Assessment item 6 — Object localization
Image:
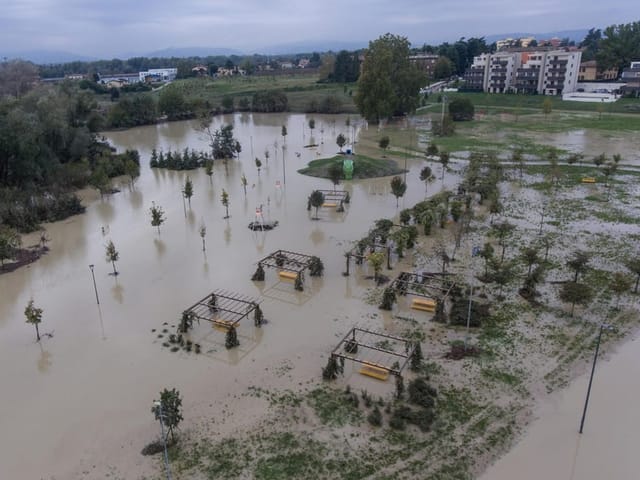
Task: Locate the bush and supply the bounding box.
[448,98,475,121]
[407,378,437,408]
[367,406,382,426]
[251,90,288,112]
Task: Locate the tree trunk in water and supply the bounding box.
[570,302,575,317]
[112,261,117,275]
[202,238,206,252]
[35,324,40,342]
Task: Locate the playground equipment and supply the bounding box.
[343,158,354,180]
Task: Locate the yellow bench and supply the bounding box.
[278,271,297,280]
[581,177,596,183]
[213,319,235,330]
[359,361,390,381]
[322,202,337,208]
[411,298,436,312]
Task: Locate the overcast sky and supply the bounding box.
[1,0,636,57]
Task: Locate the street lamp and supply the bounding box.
[579,323,615,434]
[154,401,173,480]
[88,264,99,304]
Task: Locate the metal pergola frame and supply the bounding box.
[330,327,415,377]
[183,289,262,330]
[391,271,456,300]
[316,189,349,206]
[257,249,315,274]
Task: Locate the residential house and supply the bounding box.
[138,68,177,83]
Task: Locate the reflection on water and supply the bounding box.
[154,238,166,258]
[37,343,52,373]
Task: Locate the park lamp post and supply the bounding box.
[88,264,99,304]
[579,323,615,434]
[154,401,173,480]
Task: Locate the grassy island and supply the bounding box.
[297,154,405,179]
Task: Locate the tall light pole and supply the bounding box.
[89,264,99,304]
[154,401,173,480]
[441,94,448,125]
[579,323,615,434]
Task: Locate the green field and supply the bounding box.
[154,74,359,113]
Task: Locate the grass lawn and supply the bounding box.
[297,154,405,179]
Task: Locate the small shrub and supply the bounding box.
[367,406,383,427]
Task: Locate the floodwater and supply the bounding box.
[481,334,640,480]
[0,113,443,479]
[2,111,638,479]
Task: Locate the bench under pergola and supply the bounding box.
[330,327,416,381]
[316,189,350,209]
[252,249,321,291]
[182,289,264,331]
[390,271,456,313]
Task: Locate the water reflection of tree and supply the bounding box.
[37,342,52,373]
[310,226,325,245]
[111,278,124,304]
[154,239,166,258]
[224,222,231,245]
[95,199,115,224]
[129,189,143,210]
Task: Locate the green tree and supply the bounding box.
[521,246,541,276]
[559,282,593,317]
[0,226,21,267]
[158,87,186,120]
[448,98,475,121]
[221,95,234,113]
[221,189,230,219]
[183,176,194,207]
[355,33,424,122]
[390,176,407,207]
[124,158,140,188]
[330,50,361,83]
[255,157,262,176]
[426,142,439,157]
[566,250,590,282]
[309,190,325,219]
[281,125,287,144]
[432,56,454,79]
[336,133,347,152]
[378,135,390,151]
[596,21,640,73]
[204,159,214,183]
[491,221,516,263]
[542,98,553,119]
[89,167,110,200]
[420,166,434,196]
[610,272,632,308]
[24,299,43,341]
[368,251,385,282]
[150,202,166,234]
[512,149,525,181]
[105,240,119,275]
[151,388,183,443]
[439,151,450,180]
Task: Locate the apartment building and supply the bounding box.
[578,60,619,81]
[464,49,582,95]
[139,68,178,83]
[409,54,440,77]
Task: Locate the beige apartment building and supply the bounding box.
[464,49,582,95]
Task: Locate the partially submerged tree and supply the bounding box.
[439,151,450,180]
[24,299,43,342]
[419,166,434,196]
[199,224,206,251]
[336,133,347,152]
[241,174,248,195]
[368,251,385,282]
[255,157,262,176]
[378,135,390,152]
[150,202,166,234]
[309,190,325,219]
[221,189,230,219]
[426,142,439,157]
[183,177,194,207]
[625,257,640,293]
[151,388,183,443]
[390,176,407,207]
[105,240,119,275]
[204,159,214,183]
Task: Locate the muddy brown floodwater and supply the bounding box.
[0,113,458,479]
[2,112,638,479]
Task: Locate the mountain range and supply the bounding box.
[2,29,590,65]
